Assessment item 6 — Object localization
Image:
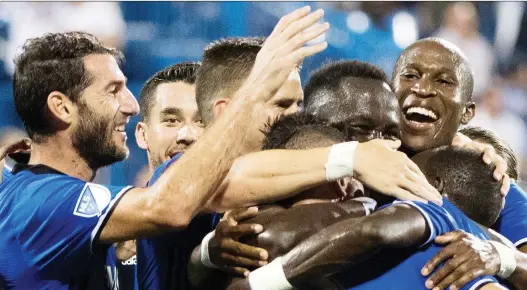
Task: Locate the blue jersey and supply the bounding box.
[115,250,136,290]
[334,199,498,290]
[0,164,133,289]
[135,155,219,290]
[493,181,527,248]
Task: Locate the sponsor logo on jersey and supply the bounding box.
[122,255,137,266]
[73,183,112,218]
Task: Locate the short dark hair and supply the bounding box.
[459,126,519,180]
[304,60,392,108]
[13,31,123,142]
[195,37,265,125]
[426,146,502,227]
[262,113,346,150]
[139,62,201,123]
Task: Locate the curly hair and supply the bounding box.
[13,31,123,141]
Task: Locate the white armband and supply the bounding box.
[351,197,377,215]
[200,231,218,268]
[248,257,293,290]
[490,241,517,279]
[325,141,358,181]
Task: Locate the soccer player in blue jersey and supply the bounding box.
[0,7,334,288]
[130,62,204,290]
[389,38,527,289]
[293,38,525,289]
[246,146,506,290]
[224,113,505,290]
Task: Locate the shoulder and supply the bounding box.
[149,154,183,185]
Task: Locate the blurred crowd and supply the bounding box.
[0,1,526,185]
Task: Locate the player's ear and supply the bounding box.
[46,91,75,127]
[335,176,363,199]
[461,101,475,125]
[135,122,149,150]
[433,176,445,194]
[213,98,230,120]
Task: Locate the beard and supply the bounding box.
[72,103,129,170]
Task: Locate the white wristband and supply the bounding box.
[248,257,293,290]
[351,197,377,215]
[325,141,358,181]
[490,241,517,279]
[200,231,218,269]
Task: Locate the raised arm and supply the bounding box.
[97,6,329,243]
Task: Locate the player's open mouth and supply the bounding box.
[114,126,126,132]
[403,106,439,131]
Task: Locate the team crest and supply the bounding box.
[73,183,112,218]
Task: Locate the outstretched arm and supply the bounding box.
[208,139,441,212]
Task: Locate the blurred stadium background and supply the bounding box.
[0,2,526,187]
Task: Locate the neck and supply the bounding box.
[400,144,417,157]
[29,136,96,181]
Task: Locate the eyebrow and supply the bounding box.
[160,107,182,116]
[406,63,456,75]
[104,78,127,91]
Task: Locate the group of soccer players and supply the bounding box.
[0,6,527,290]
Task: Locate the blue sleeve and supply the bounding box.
[392,199,456,246]
[461,276,499,290]
[494,181,527,248]
[17,176,132,276]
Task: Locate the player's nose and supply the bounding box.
[119,88,140,117]
[176,125,198,145]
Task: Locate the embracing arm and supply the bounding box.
[208,138,441,212]
[278,203,428,286]
[233,204,428,289]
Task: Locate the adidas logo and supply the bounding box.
[122,255,136,266]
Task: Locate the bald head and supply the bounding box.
[394,38,474,101]
[393,38,476,153]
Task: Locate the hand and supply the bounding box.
[239,6,329,103]
[421,230,500,290]
[452,133,510,196]
[209,207,269,277]
[354,139,442,205]
[0,138,31,161]
[115,240,136,262]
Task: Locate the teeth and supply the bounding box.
[406,107,438,120]
[115,126,125,132]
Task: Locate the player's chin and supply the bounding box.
[111,137,130,160]
[401,132,437,153]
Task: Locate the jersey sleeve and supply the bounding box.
[493,181,527,248]
[461,276,499,290]
[17,176,133,276]
[392,199,455,247]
